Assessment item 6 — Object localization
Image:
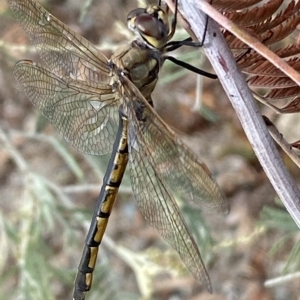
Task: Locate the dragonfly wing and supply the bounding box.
[139,113,228,213]
[118,78,222,291]
[121,76,227,213]
[14,60,119,155]
[128,116,212,291]
[8,0,111,82]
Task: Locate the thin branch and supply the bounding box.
[263,116,300,169]
[264,271,300,287]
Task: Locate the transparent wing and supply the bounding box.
[122,76,227,213]
[133,110,228,212]
[14,60,119,155]
[120,78,227,291]
[129,134,212,291]
[8,0,111,82]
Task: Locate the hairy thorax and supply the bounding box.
[111,40,164,101]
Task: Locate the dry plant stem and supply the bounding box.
[179,0,300,227]
[264,271,300,287]
[263,116,300,169]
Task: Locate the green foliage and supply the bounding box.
[259,201,300,273]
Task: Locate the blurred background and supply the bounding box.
[0,0,299,299]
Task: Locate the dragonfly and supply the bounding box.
[8,0,228,299]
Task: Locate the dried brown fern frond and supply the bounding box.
[223,0,284,27]
[222,1,300,48]
[212,0,263,12]
[203,0,300,177]
[212,0,300,114]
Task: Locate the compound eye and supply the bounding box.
[127,7,169,48]
[136,13,166,41]
[127,7,145,24]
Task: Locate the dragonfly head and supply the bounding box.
[127,5,173,49]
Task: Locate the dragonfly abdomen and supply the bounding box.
[73,116,129,300]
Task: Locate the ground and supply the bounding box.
[0,1,299,300]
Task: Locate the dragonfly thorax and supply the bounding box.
[111,41,163,101]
